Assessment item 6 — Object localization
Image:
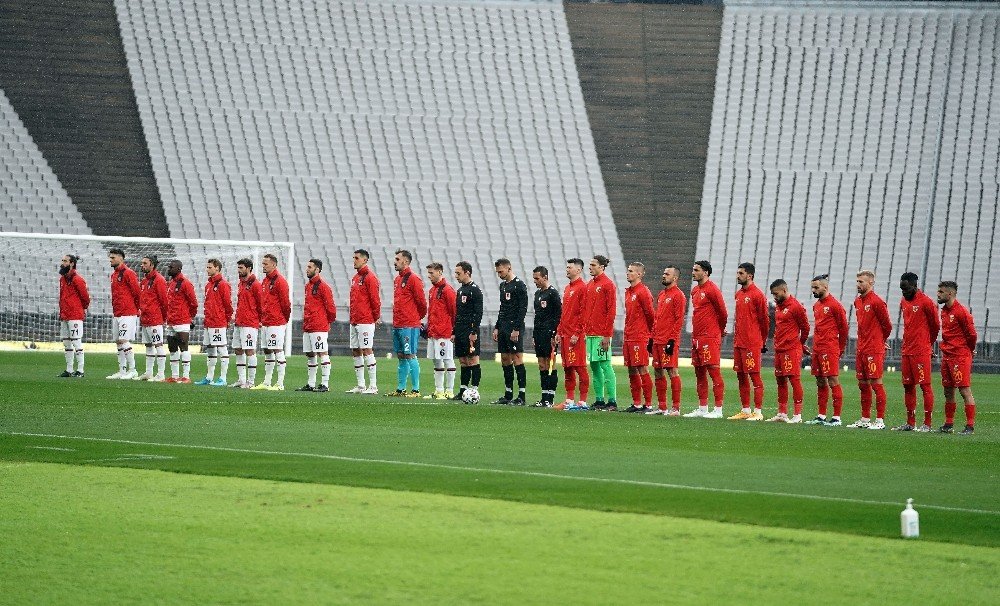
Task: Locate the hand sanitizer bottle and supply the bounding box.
[901,498,919,538]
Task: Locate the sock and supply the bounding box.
[670,374,682,410]
[170,350,180,378]
[601,359,616,402]
[708,366,724,406]
[275,351,287,386]
[145,345,155,376]
[540,369,551,402]
[818,385,829,417]
[578,366,590,401]
[831,384,843,418]
[236,353,247,384]
[445,361,456,392]
[503,364,514,399]
[434,366,445,393]
[859,382,872,419]
[514,364,526,400]
[124,342,135,373]
[777,377,789,414]
[737,372,751,410]
[246,353,257,385]
[365,353,377,388]
[63,340,74,372]
[460,366,471,394]
[790,375,804,416]
[547,370,558,402]
[353,355,365,387]
[470,364,481,388]
[181,351,191,378]
[920,383,934,426]
[320,354,331,386]
[156,346,166,377]
[751,373,763,409]
[117,345,126,373]
[397,358,408,391]
[965,403,975,426]
[873,383,887,419]
[218,346,230,381]
[655,376,668,410]
[695,365,709,405]
[945,401,956,425]
[904,385,917,425]
[589,360,604,401]
[307,357,317,387]
[640,373,653,406]
[74,345,85,372]
[263,353,275,385]
[206,346,217,380]
[408,357,420,391]
[564,367,577,401]
[629,374,642,405]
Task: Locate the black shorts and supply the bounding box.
[454,331,479,358]
[497,329,523,354]
[534,332,555,358]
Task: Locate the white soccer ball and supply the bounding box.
[462,388,480,405]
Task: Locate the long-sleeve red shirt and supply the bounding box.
[426,278,457,338]
[812,293,848,355]
[110,265,141,317]
[393,267,427,328]
[734,283,769,348]
[203,273,233,329]
[558,278,588,338]
[139,270,168,326]
[235,273,263,328]
[939,300,977,358]
[854,291,892,354]
[167,273,198,326]
[59,269,90,321]
[691,279,727,339]
[583,272,616,338]
[302,274,336,333]
[349,266,381,324]
[624,282,654,341]
[260,269,291,327]
[900,290,940,356]
[773,295,809,352]
[652,284,686,344]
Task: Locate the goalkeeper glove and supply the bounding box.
[665,340,675,355]
[646,339,653,354]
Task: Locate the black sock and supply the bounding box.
[539,369,549,402]
[548,369,559,401]
[471,364,482,387]
[460,366,471,393]
[515,364,526,399]
[503,364,514,398]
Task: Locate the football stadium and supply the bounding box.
[1,0,998,602]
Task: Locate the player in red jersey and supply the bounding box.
[847,270,892,429]
[195,258,234,386]
[107,248,141,380]
[894,272,941,432]
[347,249,382,394]
[936,281,977,434]
[57,254,90,377]
[251,253,292,390]
[137,255,168,381]
[425,261,457,399]
[297,258,336,393]
[165,259,198,383]
[805,274,849,426]
[230,258,263,388]
[647,266,686,415]
[390,249,428,397]
[683,260,728,418]
[583,255,617,411]
[766,279,809,422]
[728,262,769,421]
[557,258,590,410]
[623,262,655,413]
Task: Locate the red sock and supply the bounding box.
[578,366,590,401]
[859,382,872,418]
[817,385,829,416]
[944,401,956,425]
[790,375,804,415]
[751,373,764,409]
[564,367,576,401]
[737,373,751,408]
[965,403,976,426]
[655,376,668,410]
[873,383,887,419]
[641,373,653,405]
[695,366,709,405]
[709,366,725,406]
[832,384,844,417]
[920,383,934,426]
[776,377,789,414]
[629,374,642,405]
[904,385,917,425]
[670,375,682,410]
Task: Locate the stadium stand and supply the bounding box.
[114,0,625,326]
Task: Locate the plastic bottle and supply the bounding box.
[901,498,919,538]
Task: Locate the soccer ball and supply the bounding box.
[462,388,480,405]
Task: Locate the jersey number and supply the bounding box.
[212,332,223,343]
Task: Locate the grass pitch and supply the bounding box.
[1,351,997,603]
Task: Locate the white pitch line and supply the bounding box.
[7,431,998,516]
[26,446,76,452]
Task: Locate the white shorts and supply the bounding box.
[60,320,83,340]
[303,331,329,354]
[232,326,259,350]
[141,325,165,346]
[426,337,454,361]
[165,324,191,337]
[114,316,139,342]
[203,327,227,348]
[261,325,287,350]
[349,323,376,349]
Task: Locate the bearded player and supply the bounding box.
[847,270,892,430]
[57,254,90,377]
[936,281,977,435]
[684,260,728,418]
[107,248,141,380]
[728,262,769,421]
[805,274,848,426]
[137,255,168,381]
[895,272,940,432]
[766,279,809,422]
[647,266,685,416]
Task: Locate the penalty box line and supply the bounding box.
[6,431,998,516]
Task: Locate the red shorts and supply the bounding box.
[623,340,649,368]
[901,354,932,385]
[810,351,840,377]
[733,346,761,373]
[855,351,885,380]
[691,336,721,367]
[652,341,679,370]
[560,336,586,368]
[940,355,972,388]
[773,349,802,377]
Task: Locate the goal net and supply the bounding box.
[0,232,295,355]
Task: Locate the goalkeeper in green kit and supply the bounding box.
[583,255,618,411]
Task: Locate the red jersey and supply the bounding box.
[773,295,809,351]
[734,283,769,348]
[260,269,291,326]
[138,270,168,326]
[349,266,381,324]
[939,300,977,357]
[426,278,457,338]
[110,264,141,317]
[558,278,588,337]
[652,284,686,344]
[583,272,616,337]
[900,290,940,356]
[302,274,336,333]
[58,269,90,321]
[392,267,427,328]
[235,273,263,328]
[166,273,198,326]
[854,291,892,354]
[624,282,654,341]
[812,293,848,354]
[203,273,233,329]
[691,279,727,339]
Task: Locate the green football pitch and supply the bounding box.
[1,351,997,603]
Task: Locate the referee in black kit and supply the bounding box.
[491,258,529,405]
[452,261,484,401]
[531,266,562,407]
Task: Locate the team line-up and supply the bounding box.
[55,249,979,435]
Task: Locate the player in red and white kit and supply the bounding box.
[165,259,199,383]
[936,281,977,435]
[252,253,292,390]
[137,255,168,381]
[805,274,849,426]
[847,270,892,430]
[58,254,90,377]
[347,249,381,394]
[424,261,457,399]
[623,262,654,413]
[195,258,234,386]
[684,260,728,418]
[107,248,141,380]
[728,262,769,421]
[895,272,940,432]
[556,258,590,410]
[647,266,686,416]
[767,279,809,423]
[297,258,336,392]
[230,258,263,388]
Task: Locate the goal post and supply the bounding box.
[0,231,295,356]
